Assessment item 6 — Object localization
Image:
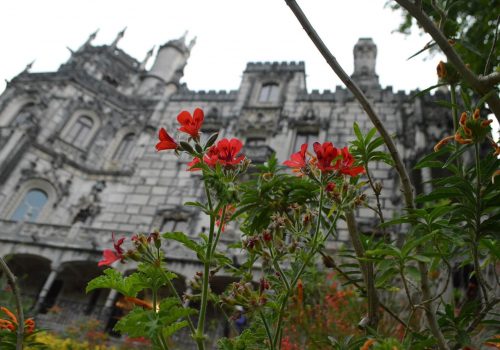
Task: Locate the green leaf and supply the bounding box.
[163,231,205,261]
[86,269,146,296]
[401,233,435,257]
[404,265,421,282]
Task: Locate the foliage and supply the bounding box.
[388,0,499,74]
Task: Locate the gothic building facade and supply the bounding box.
[0,31,448,341]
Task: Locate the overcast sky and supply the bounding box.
[0,0,447,95]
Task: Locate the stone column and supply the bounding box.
[99,287,119,326]
[33,264,61,314]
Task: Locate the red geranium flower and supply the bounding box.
[313,142,339,173]
[335,147,365,177]
[156,128,178,151]
[213,138,245,167]
[177,108,204,139]
[98,233,125,266]
[283,143,308,174]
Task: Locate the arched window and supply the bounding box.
[11,189,48,222]
[64,115,94,145]
[113,133,135,161]
[258,83,280,103]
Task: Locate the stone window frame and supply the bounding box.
[59,110,101,149]
[257,82,281,104]
[105,127,138,162]
[3,179,57,223]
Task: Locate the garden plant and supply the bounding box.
[1,0,499,349]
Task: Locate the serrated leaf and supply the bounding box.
[86,269,146,296]
[163,231,205,261]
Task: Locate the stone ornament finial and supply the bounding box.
[111,27,127,49]
[140,46,155,70]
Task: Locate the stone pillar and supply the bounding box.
[98,287,119,327]
[34,264,61,314]
[421,167,433,194]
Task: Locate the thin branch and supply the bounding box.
[283,1,450,348]
[284,0,415,212]
[345,210,379,329]
[484,15,500,75]
[0,256,24,350]
[466,297,500,333]
[394,0,500,123]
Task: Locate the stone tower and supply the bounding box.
[351,37,380,90]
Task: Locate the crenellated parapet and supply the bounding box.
[170,89,238,102]
[245,61,305,73]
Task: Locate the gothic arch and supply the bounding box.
[104,126,138,161]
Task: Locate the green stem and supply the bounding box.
[473,143,492,300]
[195,184,216,350]
[210,205,226,258]
[272,180,325,349]
[268,247,291,292]
[450,84,458,132]
[161,269,196,335]
[260,311,275,350]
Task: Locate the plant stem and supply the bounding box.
[0,256,24,350]
[260,311,275,350]
[450,84,458,132]
[210,205,226,258]
[345,210,379,329]
[473,143,492,301]
[161,270,196,335]
[271,183,325,349]
[195,185,216,350]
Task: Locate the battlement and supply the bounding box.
[170,89,238,102]
[245,61,305,73]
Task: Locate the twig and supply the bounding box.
[484,15,499,76]
[320,251,414,332]
[466,297,500,333]
[394,0,500,123]
[0,256,24,350]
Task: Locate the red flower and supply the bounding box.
[313,142,338,173]
[212,138,245,167]
[283,144,308,174]
[177,108,204,139]
[325,182,336,192]
[335,147,365,177]
[98,233,125,266]
[156,128,178,151]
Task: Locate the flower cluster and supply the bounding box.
[156,108,246,171]
[434,109,498,153]
[284,142,364,177]
[0,306,35,334]
[98,231,161,267]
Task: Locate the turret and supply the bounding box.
[351,38,380,90]
[137,32,196,95]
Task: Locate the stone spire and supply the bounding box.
[139,46,155,70]
[78,29,99,51]
[110,27,127,49]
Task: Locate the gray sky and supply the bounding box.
[0,0,445,94]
